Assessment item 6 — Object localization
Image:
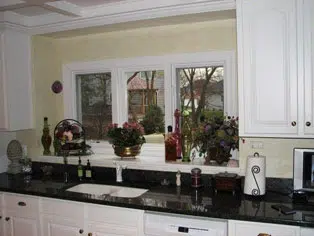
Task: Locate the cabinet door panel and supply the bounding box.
[301,227,314,236]
[41,214,83,236]
[229,220,300,236]
[87,221,137,236]
[238,0,298,136]
[4,216,38,236]
[303,0,314,135]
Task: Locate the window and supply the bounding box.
[76,73,112,140]
[127,70,165,144]
[63,51,237,160]
[177,66,225,129]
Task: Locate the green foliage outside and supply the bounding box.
[202,110,224,123]
[140,105,165,135]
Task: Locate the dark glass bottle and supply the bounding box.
[41,117,52,155]
[85,159,92,180]
[77,157,83,181]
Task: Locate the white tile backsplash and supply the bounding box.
[240,137,314,178]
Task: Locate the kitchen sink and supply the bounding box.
[66,184,148,198]
[110,187,148,198]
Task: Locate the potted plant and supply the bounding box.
[106,122,146,158]
[193,115,239,165]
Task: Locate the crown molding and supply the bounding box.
[0,0,236,35]
[0,21,29,33]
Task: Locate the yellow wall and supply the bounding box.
[17,36,63,156]
[56,19,236,63]
[20,19,236,156]
[20,18,314,178]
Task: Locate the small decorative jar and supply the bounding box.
[191,168,202,188]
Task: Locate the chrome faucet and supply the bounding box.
[63,152,69,183]
[114,162,126,182]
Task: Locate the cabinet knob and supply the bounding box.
[0,216,2,219]
[291,121,297,126]
[18,201,26,206]
[79,229,84,234]
[5,217,10,221]
[88,233,92,236]
[258,234,271,236]
[306,121,311,127]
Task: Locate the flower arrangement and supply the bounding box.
[106,122,146,147]
[193,115,239,158]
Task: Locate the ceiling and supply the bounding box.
[0,0,128,17]
[66,0,126,7]
[0,0,236,35]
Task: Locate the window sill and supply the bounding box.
[31,143,240,174]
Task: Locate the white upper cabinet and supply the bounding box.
[237,0,299,137]
[0,28,33,131]
[303,0,314,135]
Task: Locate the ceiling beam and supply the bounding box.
[43,1,82,17]
[0,3,29,12]
[23,0,60,4]
[0,0,81,17]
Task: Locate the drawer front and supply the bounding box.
[3,193,39,213]
[87,204,143,226]
[41,198,84,219]
[229,220,300,236]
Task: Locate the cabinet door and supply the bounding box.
[4,215,38,236]
[0,215,3,236]
[237,0,298,136]
[301,227,314,236]
[229,220,300,236]
[41,214,84,236]
[87,221,138,236]
[303,0,314,135]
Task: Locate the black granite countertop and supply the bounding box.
[1,173,314,228]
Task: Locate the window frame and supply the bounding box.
[62,51,237,160]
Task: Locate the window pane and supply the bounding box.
[76,73,112,140]
[126,70,165,144]
[177,66,224,128]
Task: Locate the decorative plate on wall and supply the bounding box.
[51,80,63,94]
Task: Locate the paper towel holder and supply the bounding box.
[244,152,266,197]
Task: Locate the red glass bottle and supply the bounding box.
[165,126,177,161]
[174,109,182,159]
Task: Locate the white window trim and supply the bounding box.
[53,50,240,175]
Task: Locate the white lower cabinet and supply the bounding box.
[41,214,84,236]
[228,220,300,236]
[301,227,314,236]
[85,204,143,236]
[0,194,3,236]
[2,193,39,236]
[4,211,39,236]
[2,192,314,236]
[40,198,85,236]
[40,198,144,236]
[87,221,137,236]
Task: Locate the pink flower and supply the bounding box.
[63,131,73,141]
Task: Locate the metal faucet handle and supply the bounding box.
[113,161,127,169]
[114,161,127,182]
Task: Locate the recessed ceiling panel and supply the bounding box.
[0,0,24,8]
[65,0,126,7]
[13,6,52,16]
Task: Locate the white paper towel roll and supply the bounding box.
[244,152,266,196]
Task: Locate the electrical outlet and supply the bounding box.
[251,141,264,149]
